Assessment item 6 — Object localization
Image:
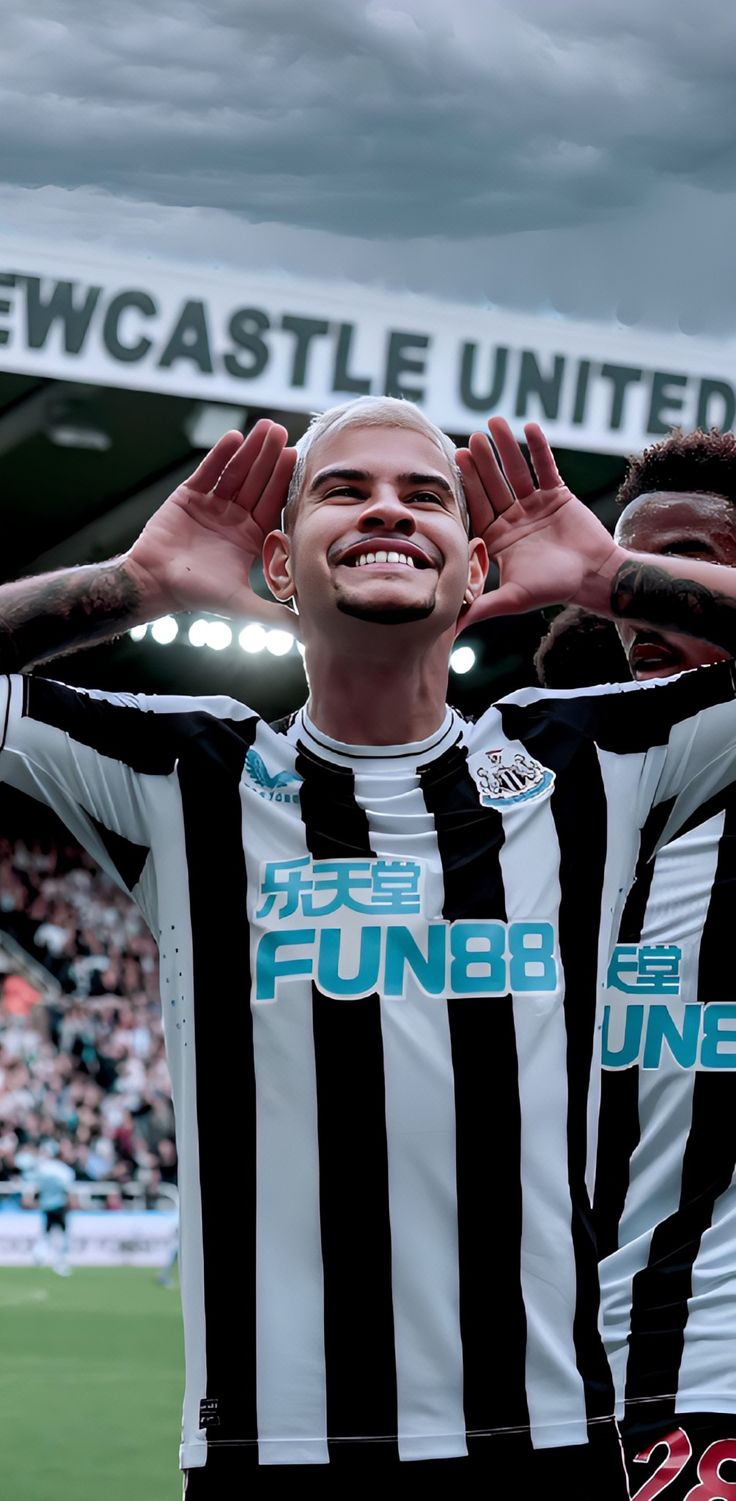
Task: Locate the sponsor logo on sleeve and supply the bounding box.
[244,748,303,804]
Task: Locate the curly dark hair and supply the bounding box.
[617,427,736,509]
[534,605,629,688]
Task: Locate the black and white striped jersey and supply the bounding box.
[3,663,736,1469]
[596,790,736,1433]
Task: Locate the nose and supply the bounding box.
[358,486,416,535]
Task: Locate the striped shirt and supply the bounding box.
[596,792,736,1433]
[2,663,736,1469]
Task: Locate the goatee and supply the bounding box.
[336,598,436,625]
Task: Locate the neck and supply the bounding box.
[302,625,454,745]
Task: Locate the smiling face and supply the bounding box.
[263,424,487,636]
[615,490,736,679]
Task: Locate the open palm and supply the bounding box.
[456,418,617,628]
[127,420,298,630]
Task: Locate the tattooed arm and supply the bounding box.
[0,560,146,672]
[0,422,297,674]
[607,559,736,653]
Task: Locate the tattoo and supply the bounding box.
[611,560,736,654]
[0,561,143,672]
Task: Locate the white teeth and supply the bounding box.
[351,550,416,567]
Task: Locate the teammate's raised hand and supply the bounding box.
[125,420,298,630]
[455,418,618,630]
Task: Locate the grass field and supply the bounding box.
[0,1267,184,1501]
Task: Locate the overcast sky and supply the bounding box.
[3,0,736,335]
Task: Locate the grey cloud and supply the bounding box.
[2,171,733,338]
[5,0,736,240]
[3,0,736,337]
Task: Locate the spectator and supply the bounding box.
[0,811,175,1212]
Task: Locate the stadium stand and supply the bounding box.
[0,790,175,1211]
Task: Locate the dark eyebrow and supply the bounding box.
[308,466,453,495]
[308,467,371,492]
[397,472,453,495]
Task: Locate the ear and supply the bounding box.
[463,537,489,606]
[454,539,491,637]
[262,530,295,602]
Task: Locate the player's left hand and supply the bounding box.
[455,418,619,630]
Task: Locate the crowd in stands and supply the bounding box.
[0,792,175,1210]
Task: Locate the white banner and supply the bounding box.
[0,1210,177,1266]
[1,239,736,456]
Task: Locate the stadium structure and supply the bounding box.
[1,238,735,1498]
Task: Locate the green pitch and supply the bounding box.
[0,1267,184,1501]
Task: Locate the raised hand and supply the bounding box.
[125,419,298,630]
[456,418,618,630]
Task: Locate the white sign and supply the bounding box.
[0,1210,177,1266]
[1,239,736,455]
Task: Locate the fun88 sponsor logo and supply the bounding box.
[253,855,558,1002]
[604,942,736,1069]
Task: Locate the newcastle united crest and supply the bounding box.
[472,748,555,808]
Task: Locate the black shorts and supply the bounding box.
[184,1422,630,1500]
[43,1207,67,1233]
[622,1412,736,1501]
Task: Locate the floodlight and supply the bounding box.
[151,616,179,645]
[188,619,209,647]
[205,621,232,651]
[450,646,475,675]
[238,623,267,654]
[265,630,295,657]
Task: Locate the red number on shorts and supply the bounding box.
[684,1439,736,1500]
[632,1429,692,1500]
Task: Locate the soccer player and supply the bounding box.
[4,400,736,1495]
[24,1140,76,1277]
[536,427,736,1500]
[157,1238,178,1288]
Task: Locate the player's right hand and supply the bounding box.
[124,420,298,631]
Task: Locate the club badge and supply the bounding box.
[472,747,555,808]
